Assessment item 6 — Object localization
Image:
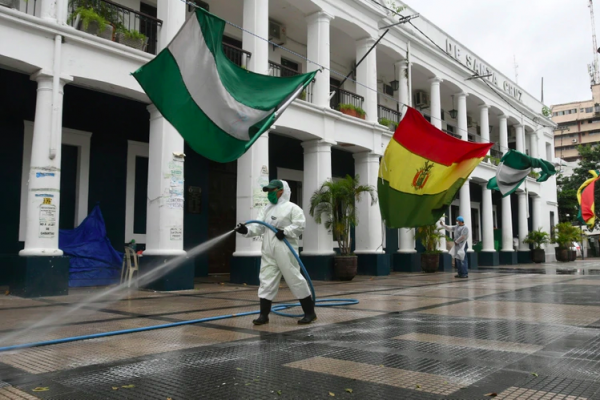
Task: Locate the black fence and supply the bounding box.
[223,43,251,68]
[68,0,162,54]
[330,86,364,110]
[377,105,401,124]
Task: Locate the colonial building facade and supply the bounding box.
[0,0,558,295]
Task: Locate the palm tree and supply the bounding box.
[309,175,376,255]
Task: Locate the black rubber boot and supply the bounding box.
[298,296,317,325]
[253,298,271,325]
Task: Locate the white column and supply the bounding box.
[457,92,473,249]
[356,38,378,123]
[397,60,414,253]
[306,11,333,108]
[234,135,269,256]
[353,152,384,254]
[234,0,270,257]
[515,124,524,153]
[499,115,514,252]
[499,115,508,155]
[481,183,495,252]
[428,77,446,251]
[20,72,71,256]
[397,60,409,110]
[532,196,542,232]
[530,131,539,159]
[479,105,490,156]
[143,106,186,256]
[157,0,186,51]
[243,0,269,74]
[429,78,442,129]
[40,0,57,21]
[517,192,529,251]
[144,0,186,257]
[301,140,334,256]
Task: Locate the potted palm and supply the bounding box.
[309,175,376,281]
[414,224,444,272]
[552,222,579,262]
[523,228,550,263]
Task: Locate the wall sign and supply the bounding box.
[446,39,523,102]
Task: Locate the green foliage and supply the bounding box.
[483,155,501,166]
[552,222,580,248]
[309,175,376,256]
[70,7,109,32]
[117,27,146,41]
[556,144,600,227]
[299,90,306,101]
[70,0,121,25]
[414,224,444,254]
[528,171,540,179]
[523,228,550,249]
[386,0,407,15]
[542,106,551,117]
[378,118,398,130]
[339,103,366,118]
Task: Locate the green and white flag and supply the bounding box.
[487,149,556,197]
[132,7,317,163]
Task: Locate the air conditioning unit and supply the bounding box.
[269,20,287,45]
[414,91,429,108]
[572,139,578,143]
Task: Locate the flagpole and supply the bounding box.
[244,72,320,150]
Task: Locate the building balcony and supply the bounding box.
[268,61,300,77]
[330,86,364,113]
[223,42,251,68]
[66,0,162,54]
[377,105,401,126]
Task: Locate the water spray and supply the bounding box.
[0,221,358,353]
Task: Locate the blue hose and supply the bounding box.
[0,221,358,353]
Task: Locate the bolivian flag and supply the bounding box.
[577,170,600,227]
[378,107,493,228]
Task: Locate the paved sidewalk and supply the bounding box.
[2,269,600,399]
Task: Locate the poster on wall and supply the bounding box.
[167,159,184,209]
[252,165,269,209]
[170,226,183,241]
[39,198,56,238]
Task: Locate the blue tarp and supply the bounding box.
[59,205,123,287]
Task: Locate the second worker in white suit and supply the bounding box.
[235,180,317,325]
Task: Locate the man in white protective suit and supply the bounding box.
[235,179,317,325]
[441,216,469,279]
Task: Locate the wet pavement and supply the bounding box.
[2,265,600,399]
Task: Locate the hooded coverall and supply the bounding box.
[244,181,312,301]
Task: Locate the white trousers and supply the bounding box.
[258,239,311,301]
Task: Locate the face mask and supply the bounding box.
[268,191,279,205]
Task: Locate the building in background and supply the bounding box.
[552,85,600,162]
[0,0,558,296]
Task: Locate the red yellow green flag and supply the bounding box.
[577,169,600,227]
[378,107,493,228]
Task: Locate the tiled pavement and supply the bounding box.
[2,266,600,399]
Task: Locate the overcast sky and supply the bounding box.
[407,0,595,106]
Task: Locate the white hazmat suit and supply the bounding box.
[245,181,312,301]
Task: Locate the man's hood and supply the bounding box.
[278,180,291,204]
